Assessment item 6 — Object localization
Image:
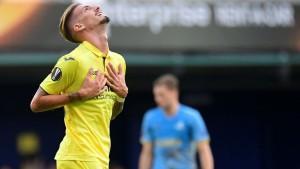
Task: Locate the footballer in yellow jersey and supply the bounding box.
[30,3,128,169]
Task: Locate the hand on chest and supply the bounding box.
[89,56,119,74]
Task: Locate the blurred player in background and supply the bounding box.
[30,3,128,169]
[139,74,214,169]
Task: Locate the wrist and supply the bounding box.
[67,92,82,102]
[117,92,127,100]
[116,88,127,102]
[120,87,128,98]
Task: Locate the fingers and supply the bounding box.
[85,68,94,80]
[105,73,113,82]
[106,78,118,90]
[89,69,106,91]
[118,64,123,75]
[88,68,94,76]
[107,63,118,80]
[97,85,107,95]
[98,88,106,95]
[109,63,118,75]
[106,71,117,86]
[95,78,107,96]
[96,72,107,90]
[85,65,125,97]
[106,67,115,80]
[105,73,118,88]
[95,70,103,82]
[100,77,107,88]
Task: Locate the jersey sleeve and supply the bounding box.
[40,56,78,94]
[140,112,154,143]
[119,54,126,75]
[190,111,210,142]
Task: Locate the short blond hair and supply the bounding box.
[153,74,179,90]
[59,3,80,43]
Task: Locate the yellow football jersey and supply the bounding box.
[40,41,126,168]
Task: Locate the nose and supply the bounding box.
[95,6,100,12]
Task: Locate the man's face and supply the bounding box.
[153,85,177,109]
[72,4,110,30]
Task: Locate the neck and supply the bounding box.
[164,101,179,116]
[84,28,109,55]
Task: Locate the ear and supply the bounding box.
[73,23,85,32]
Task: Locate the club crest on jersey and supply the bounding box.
[51,67,62,81]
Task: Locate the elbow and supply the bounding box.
[30,100,42,113]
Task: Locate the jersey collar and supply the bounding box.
[160,104,181,119]
[82,41,109,58]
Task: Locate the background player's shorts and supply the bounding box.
[56,160,108,169]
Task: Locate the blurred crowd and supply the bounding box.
[0,132,125,169]
[0,158,124,169]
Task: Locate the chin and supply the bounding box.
[100,16,110,24]
[159,104,168,109]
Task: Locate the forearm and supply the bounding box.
[199,148,214,169]
[31,94,69,112]
[30,90,81,112]
[139,152,152,169]
[111,99,125,120]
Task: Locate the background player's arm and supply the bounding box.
[139,112,153,169]
[197,140,214,169]
[139,142,152,169]
[30,70,107,112]
[190,111,214,169]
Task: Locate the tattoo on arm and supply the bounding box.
[67,92,82,102]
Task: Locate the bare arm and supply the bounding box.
[139,142,152,169]
[30,87,76,112]
[197,140,214,169]
[30,69,107,113]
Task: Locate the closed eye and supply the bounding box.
[84,5,90,12]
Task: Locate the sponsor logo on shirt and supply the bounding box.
[156,139,182,147]
[93,91,118,101]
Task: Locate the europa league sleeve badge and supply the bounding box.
[51,67,62,81]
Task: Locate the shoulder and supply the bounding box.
[55,53,79,72]
[57,44,84,63]
[110,51,124,58]
[143,107,161,121]
[62,44,91,63]
[110,51,126,62]
[57,53,78,63]
[180,104,201,119]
